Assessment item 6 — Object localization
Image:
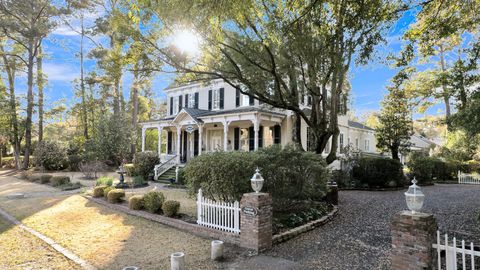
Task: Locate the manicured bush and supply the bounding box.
[132,151,159,180]
[50,176,70,187]
[162,200,180,217]
[33,141,68,170]
[107,189,125,203]
[40,174,53,184]
[352,157,404,188]
[96,177,113,187]
[93,185,107,197]
[132,176,146,186]
[128,195,145,210]
[408,153,466,183]
[184,145,330,208]
[103,186,114,199]
[58,182,82,191]
[143,191,165,213]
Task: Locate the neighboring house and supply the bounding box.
[399,134,438,164]
[140,79,378,174]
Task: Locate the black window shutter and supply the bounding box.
[219,88,224,109]
[208,90,212,110]
[167,131,172,154]
[259,126,264,148]
[194,130,199,156]
[249,95,254,106]
[248,127,254,151]
[184,94,189,108]
[194,92,199,109]
[274,125,281,144]
[178,95,183,111]
[169,97,173,115]
[235,89,240,107]
[234,128,240,150]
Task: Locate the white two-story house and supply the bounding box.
[140,79,377,176]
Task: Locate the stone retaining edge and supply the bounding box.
[83,195,240,245]
[0,206,96,270]
[272,206,338,245]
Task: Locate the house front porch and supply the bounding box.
[140,108,286,178]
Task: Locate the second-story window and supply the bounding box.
[242,94,249,106]
[173,97,179,115]
[188,93,196,109]
[339,133,344,152]
[364,139,370,151]
[213,89,220,110]
[209,88,224,110]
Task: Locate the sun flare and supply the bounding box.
[173,30,201,55]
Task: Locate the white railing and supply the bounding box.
[458,171,480,185]
[433,231,480,270]
[196,189,240,234]
[154,155,177,180]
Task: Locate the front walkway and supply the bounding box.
[266,184,480,270]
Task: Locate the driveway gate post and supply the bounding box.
[240,192,272,252]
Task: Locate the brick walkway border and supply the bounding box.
[0,206,96,270]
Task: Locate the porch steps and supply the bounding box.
[155,167,177,183]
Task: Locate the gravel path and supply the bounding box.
[266,184,480,270]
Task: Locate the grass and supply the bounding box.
[0,194,215,269]
[0,216,81,270]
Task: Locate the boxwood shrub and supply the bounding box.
[162,200,180,217]
[128,195,145,210]
[184,145,330,209]
[407,152,469,184]
[351,157,404,188]
[143,191,165,213]
[107,189,125,203]
[132,151,159,180]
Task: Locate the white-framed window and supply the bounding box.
[364,139,370,151]
[213,89,220,110]
[339,133,344,150]
[242,94,250,107]
[355,138,359,149]
[173,96,179,115]
[188,94,195,109]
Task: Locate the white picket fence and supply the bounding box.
[196,189,241,234]
[433,231,480,270]
[458,171,480,185]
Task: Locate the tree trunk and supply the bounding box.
[391,146,400,160]
[293,112,303,151]
[23,38,35,170]
[37,45,44,142]
[131,67,139,155]
[80,14,89,140]
[439,45,451,120]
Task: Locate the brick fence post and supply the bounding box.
[240,192,272,252]
[391,211,438,270]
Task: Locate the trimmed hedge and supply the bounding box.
[132,151,159,180]
[351,157,404,188]
[184,145,330,208]
[50,176,70,187]
[103,186,114,199]
[143,191,165,213]
[408,153,470,184]
[93,186,107,197]
[107,189,125,203]
[40,174,53,184]
[162,200,180,217]
[128,195,145,210]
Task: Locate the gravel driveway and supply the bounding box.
[266,184,480,270]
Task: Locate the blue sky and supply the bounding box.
[18,6,446,122]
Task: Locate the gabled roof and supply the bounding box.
[348,120,375,131]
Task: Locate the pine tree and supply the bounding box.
[376,69,414,160]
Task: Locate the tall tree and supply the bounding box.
[37,44,44,142]
[376,69,414,160]
[0,0,67,169]
[134,0,403,164]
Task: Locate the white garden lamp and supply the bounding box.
[405,177,425,214]
[250,167,264,193]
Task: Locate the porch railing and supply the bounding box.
[154,154,177,180]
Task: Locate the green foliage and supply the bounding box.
[376,69,414,160]
[93,186,106,198]
[434,131,479,162]
[351,157,404,188]
[273,203,328,234]
[162,200,180,217]
[132,151,159,180]
[58,182,82,191]
[124,163,135,176]
[33,141,68,171]
[407,152,467,184]
[128,195,145,210]
[40,174,53,184]
[107,189,125,203]
[132,176,145,186]
[143,191,165,213]
[96,177,113,187]
[50,176,70,187]
[184,145,330,207]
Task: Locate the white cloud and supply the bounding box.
[42,62,79,82]
[52,25,79,36]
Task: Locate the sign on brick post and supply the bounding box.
[240,192,272,252]
[391,211,438,270]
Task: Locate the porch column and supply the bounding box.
[176,126,181,163]
[141,127,146,152]
[190,132,194,158]
[223,121,230,151]
[157,126,163,157]
[253,117,259,151]
[198,125,203,155]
